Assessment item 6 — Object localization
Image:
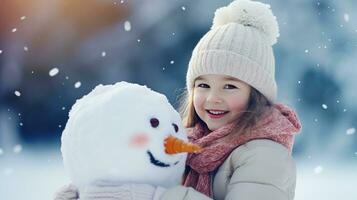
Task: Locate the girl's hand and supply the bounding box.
[81,182,167,200]
[53,182,167,200]
[53,183,79,200]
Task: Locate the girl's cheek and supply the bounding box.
[129,132,150,148]
[193,93,205,109]
[228,96,249,111]
[231,102,246,112]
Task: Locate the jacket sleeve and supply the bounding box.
[225,139,297,200]
[53,183,79,200]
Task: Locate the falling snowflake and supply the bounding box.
[124,21,131,31]
[304,49,309,53]
[346,128,355,135]
[137,39,141,42]
[74,81,81,88]
[322,104,328,109]
[12,28,17,32]
[0,50,2,54]
[20,16,26,20]
[298,80,301,84]
[314,166,323,174]
[181,6,186,11]
[344,13,349,22]
[24,46,29,51]
[49,68,59,77]
[170,60,175,64]
[62,107,66,110]
[13,144,22,154]
[0,148,3,155]
[14,91,21,97]
[19,122,23,126]
[101,51,106,57]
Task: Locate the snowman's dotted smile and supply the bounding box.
[147,151,179,168]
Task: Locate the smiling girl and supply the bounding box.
[160,0,302,199]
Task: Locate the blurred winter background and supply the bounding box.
[0,0,356,199]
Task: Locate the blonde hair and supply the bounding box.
[178,86,272,134]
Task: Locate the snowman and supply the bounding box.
[60,82,201,199]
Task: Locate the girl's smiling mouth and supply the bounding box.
[206,109,229,119]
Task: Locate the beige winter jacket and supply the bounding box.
[161,139,296,200]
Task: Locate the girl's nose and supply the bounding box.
[206,91,223,103]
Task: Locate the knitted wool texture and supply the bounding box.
[183,104,301,197]
[186,0,280,102]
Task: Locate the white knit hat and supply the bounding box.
[186,0,280,102]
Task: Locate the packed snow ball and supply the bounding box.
[61,82,188,191]
[211,0,279,45]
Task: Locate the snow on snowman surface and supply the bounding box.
[61,82,192,190]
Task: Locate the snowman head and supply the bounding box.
[61,82,196,189]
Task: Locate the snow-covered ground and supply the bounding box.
[0,148,356,200]
[295,161,357,200]
[0,147,70,200]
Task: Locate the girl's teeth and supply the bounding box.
[208,110,226,115]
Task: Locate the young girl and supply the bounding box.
[55,0,301,199]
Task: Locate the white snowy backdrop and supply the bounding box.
[0,0,356,199]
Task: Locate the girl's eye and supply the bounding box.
[224,84,238,89]
[150,118,160,128]
[197,83,209,88]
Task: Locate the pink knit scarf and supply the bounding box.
[182,103,302,197]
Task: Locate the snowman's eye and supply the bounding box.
[172,123,179,133]
[150,118,159,128]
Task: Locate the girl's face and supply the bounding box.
[193,74,251,131]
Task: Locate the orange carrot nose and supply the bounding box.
[164,135,202,154]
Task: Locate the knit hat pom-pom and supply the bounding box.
[211,0,280,45]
